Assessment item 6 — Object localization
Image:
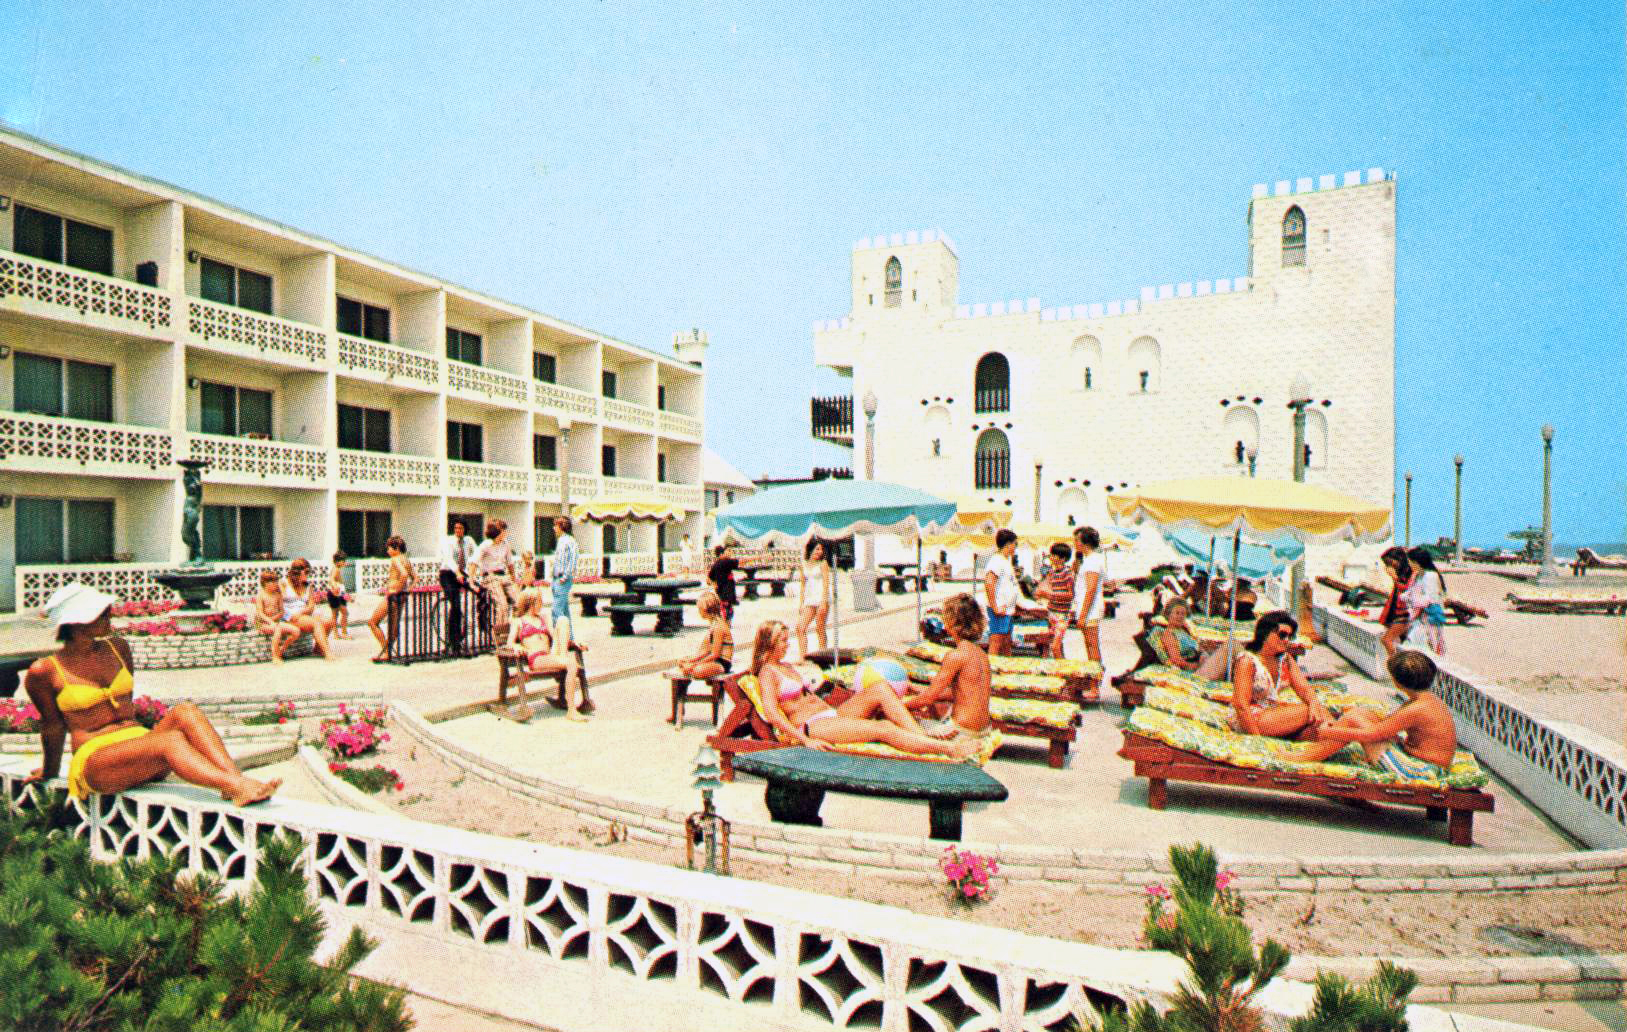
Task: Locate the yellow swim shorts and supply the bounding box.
[67,725,150,800]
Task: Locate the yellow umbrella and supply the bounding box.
[923,522,1136,551]
[948,496,1012,533]
[570,497,685,523]
[1106,477,1390,545]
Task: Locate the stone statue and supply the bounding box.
[180,460,205,565]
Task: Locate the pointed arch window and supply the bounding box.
[1282,206,1307,267]
[973,352,1010,413]
[884,256,902,307]
[974,428,1010,489]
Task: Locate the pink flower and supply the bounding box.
[394,782,405,792]
[944,862,968,882]
[1215,871,1235,891]
[963,884,985,898]
[1146,883,1172,900]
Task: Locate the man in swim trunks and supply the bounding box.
[903,593,994,747]
[1300,649,1457,779]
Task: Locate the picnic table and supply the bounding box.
[737,565,788,600]
[605,577,700,636]
[630,578,700,607]
[879,562,930,593]
[732,747,1008,841]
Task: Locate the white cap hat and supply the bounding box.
[42,582,119,630]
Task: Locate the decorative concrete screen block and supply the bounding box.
[449,361,529,404]
[657,410,702,438]
[533,381,598,417]
[1296,177,1314,193]
[1275,180,1292,195]
[1319,174,1337,190]
[1,412,174,473]
[189,433,327,484]
[188,299,328,364]
[449,461,529,498]
[337,334,441,388]
[0,252,173,331]
[604,398,657,429]
[339,450,442,491]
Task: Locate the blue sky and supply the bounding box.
[2,1,1622,544]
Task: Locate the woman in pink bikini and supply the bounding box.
[751,620,977,759]
[507,589,585,720]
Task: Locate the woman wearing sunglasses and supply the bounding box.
[1230,611,1333,738]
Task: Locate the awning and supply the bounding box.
[570,498,685,523]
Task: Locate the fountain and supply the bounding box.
[153,459,235,631]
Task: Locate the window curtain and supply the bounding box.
[66,499,114,562]
[13,353,63,416]
[15,497,65,564]
[65,361,113,422]
[202,505,237,561]
[237,388,272,437]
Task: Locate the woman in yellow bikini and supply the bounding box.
[22,583,280,806]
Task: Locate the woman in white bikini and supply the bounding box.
[1229,611,1333,738]
[793,539,831,661]
[752,621,976,759]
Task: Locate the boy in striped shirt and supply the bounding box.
[1034,542,1075,658]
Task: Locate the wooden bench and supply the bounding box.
[607,603,685,636]
[731,746,1008,841]
[666,672,725,728]
[492,642,592,720]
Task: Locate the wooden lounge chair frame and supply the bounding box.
[1318,575,1489,625]
[1118,730,1494,847]
[492,642,592,719]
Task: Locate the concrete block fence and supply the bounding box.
[0,766,1545,1032]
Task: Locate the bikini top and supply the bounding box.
[52,646,134,713]
[514,618,550,647]
[769,664,812,701]
[716,621,735,662]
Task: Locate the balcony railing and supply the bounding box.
[973,387,1010,414]
[186,298,328,365]
[567,472,601,497]
[602,397,657,430]
[601,474,660,499]
[337,334,442,389]
[533,381,598,418]
[448,359,530,405]
[810,394,854,445]
[0,411,173,474]
[448,460,531,498]
[0,250,172,334]
[656,482,704,510]
[337,449,442,492]
[532,468,563,497]
[187,432,327,485]
[657,409,702,438]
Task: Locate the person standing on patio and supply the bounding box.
[1072,527,1106,668]
[476,519,519,633]
[794,538,831,661]
[982,529,1021,656]
[550,516,578,625]
[439,520,474,655]
[707,542,740,622]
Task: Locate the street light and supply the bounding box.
[858,390,880,610]
[1245,444,1259,478]
[1033,455,1044,521]
[1453,454,1465,564]
[862,391,879,480]
[1404,472,1413,548]
[1539,425,1558,580]
[1286,375,1313,607]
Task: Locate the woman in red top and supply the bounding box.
[1377,546,1413,659]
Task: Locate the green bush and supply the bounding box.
[0,799,411,1031]
[1082,843,1414,1032]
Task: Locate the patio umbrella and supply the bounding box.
[1109,476,1390,668]
[1163,527,1304,580]
[713,479,956,658]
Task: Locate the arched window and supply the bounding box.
[1222,406,1260,469]
[924,403,951,458]
[1282,206,1306,267]
[973,353,1010,413]
[884,256,902,308]
[1127,337,1161,393]
[1070,335,1102,391]
[1304,409,1328,469]
[973,429,1010,490]
[1057,486,1089,526]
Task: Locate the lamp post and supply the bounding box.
[1286,375,1312,606]
[1453,454,1465,564]
[1246,444,1258,478]
[1033,456,1044,522]
[1539,425,1558,581]
[1403,472,1413,547]
[556,414,574,516]
[857,391,880,611]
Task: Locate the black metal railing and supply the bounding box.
[811,467,853,480]
[974,452,1010,490]
[811,395,854,440]
[384,583,496,664]
[973,388,1010,413]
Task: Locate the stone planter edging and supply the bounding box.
[125,628,316,670]
[296,744,396,817]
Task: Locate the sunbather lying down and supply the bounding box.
[750,620,979,761]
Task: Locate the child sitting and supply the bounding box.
[252,570,300,663]
[675,591,734,681]
[903,593,993,746]
[1303,649,1457,779]
[1032,542,1075,658]
[508,588,586,721]
[326,552,352,639]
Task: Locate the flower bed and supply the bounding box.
[123,627,314,670]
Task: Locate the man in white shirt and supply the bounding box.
[439,520,475,653]
[982,529,1021,656]
[1072,526,1106,667]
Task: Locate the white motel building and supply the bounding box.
[810,170,1396,545]
[0,129,707,614]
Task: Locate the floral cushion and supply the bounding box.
[990,696,1079,730]
[1143,683,1235,729]
[1137,665,1373,713]
[841,654,1076,700]
[1126,707,1489,790]
[734,675,998,765]
[1187,615,1314,648]
[908,640,1101,679]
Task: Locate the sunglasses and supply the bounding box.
[1274,628,1294,639]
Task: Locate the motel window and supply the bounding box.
[13,203,113,276]
[446,421,484,463]
[14,497,114,564]
[200,382,273,438]
[337,296,391,342]
[602,371,618,399]
[974,428,1011,490]
[338,509,393,559]
[203,504,274,561]
[533,433,557,470]
[704,489,719,510]
[338,403,391,452]
[657,454,667,483]
[13,352,113,422]
[199,257,273,314]
[601,445,617,477]
[602,524,618,553]
[532,352,557,383]
[446,327,484,365]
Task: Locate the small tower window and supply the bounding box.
[1282,206,1307,267]
[1084,368,1093,390]
[884,257,902,308]
[974,353,1010,413]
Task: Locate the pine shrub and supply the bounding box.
[0,799,411,1031]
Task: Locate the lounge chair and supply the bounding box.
[1116,624,1356,710]
[1118,694,1493,846]
[823,659,1079,769]
[1319,575,1490,625]
[706,673,1002,781]
[1505,590,1626,615]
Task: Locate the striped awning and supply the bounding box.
[570,498,685,523]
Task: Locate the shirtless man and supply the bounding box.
[904,593,993,743]
[1300,649,1458,778]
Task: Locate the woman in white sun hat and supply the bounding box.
[22,583,280,806]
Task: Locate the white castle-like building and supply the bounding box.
[0,129,707,614]
[810,170,1396,539]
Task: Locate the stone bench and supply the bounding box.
[666,672,725,728]
[731,746,1009,841]
[607,604,685,636]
